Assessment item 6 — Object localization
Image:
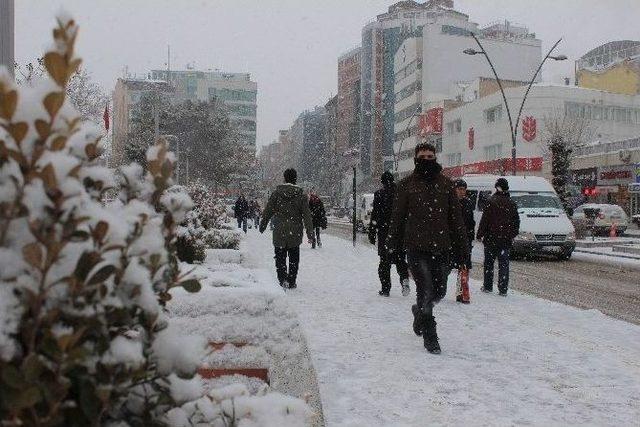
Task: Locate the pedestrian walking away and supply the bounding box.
[234,193,249,233]
[387,142,468,354]
[259,168,315,289]
[308,192,327,249]
[476,178,520,297]
[250,199,261,229]
[454,179,475,304]
[368,171,410,297]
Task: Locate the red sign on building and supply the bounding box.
[468,127,474,150]
[418,107,443,135]
[522,116,537,142]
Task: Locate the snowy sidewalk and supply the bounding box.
[249,231,640,426]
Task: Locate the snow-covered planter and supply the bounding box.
[204,228,242,250]
[0,16,205,425]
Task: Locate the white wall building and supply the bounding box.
[391,10,543,176]
[394,36,424,174]
[432,84,640,177]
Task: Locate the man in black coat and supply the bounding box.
[476,178,520,296]
[368,171,410,297]
[454,179,475,268]
[234,194,249,233]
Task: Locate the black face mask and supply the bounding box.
[414,158,440,178]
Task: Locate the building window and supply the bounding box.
[484,144,503,160]
[447,152,461,166]
[484,105,502,123]
[446,119,462,134]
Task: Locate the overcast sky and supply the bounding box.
[14,0,640,149]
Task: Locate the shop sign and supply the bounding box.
[597,165,634,186]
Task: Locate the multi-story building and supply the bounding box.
[576,40,640,95]
[434,84,640,178]
[288,107,328,188]
[361,0,542,178]
[0,0,14,76]
[337,47,361,157]
[151,69,258,152]
[111,78,173,166]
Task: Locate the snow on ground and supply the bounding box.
[248,230,640,426]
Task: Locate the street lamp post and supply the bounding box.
[464,33,566,175]
[342,148,360,247]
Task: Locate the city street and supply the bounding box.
[327,223,640,325]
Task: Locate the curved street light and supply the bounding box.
[464,33,567,175]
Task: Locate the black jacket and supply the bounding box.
[460,196,476,245]
[387,169,468,262]
[309,197,327,229]
[234,197,249,219]
[369,184,397,256]
[477,192,520,249]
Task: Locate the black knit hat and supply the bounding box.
[454,179,467,189]
[284,168,297,184]
[381,171,394,185]
[495,177,509,192]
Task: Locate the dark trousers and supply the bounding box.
[274,246,300,286]
[378,251,409,294]
[483,245,510,293]
[407,251,449,310]
[254,216,260,228]
[237,217,247,233]
[312,227,322,248]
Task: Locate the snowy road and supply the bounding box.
[249,230,640,426]
[327,223,640,325]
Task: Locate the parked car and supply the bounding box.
[633,214,640,227]
[463,174,576,260]
[571,203,628,236]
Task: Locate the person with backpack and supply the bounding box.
[259,169,315,289]
[476,178,520,296]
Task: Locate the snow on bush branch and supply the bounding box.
[0,16,205,425]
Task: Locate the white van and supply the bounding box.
[462,174,576,260]
[357,193,375,232]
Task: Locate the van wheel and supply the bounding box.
[557,251,572,261]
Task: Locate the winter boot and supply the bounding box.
[401,279,410,297]
[378,290,390,297]
[411,304,422,336]
[423,315,441,354]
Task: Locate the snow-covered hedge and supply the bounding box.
[176,207,207,263]
[187,182,229,230]
[204,228,242,250]
[0,16,205,425]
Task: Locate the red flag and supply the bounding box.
[103,102,110,131]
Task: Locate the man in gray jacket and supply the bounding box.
[259,169,315,289]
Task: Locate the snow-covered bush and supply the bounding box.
[203,228,242,250]
[176,209,207,263]
[0,16,204,425]
[187,182,229,230]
